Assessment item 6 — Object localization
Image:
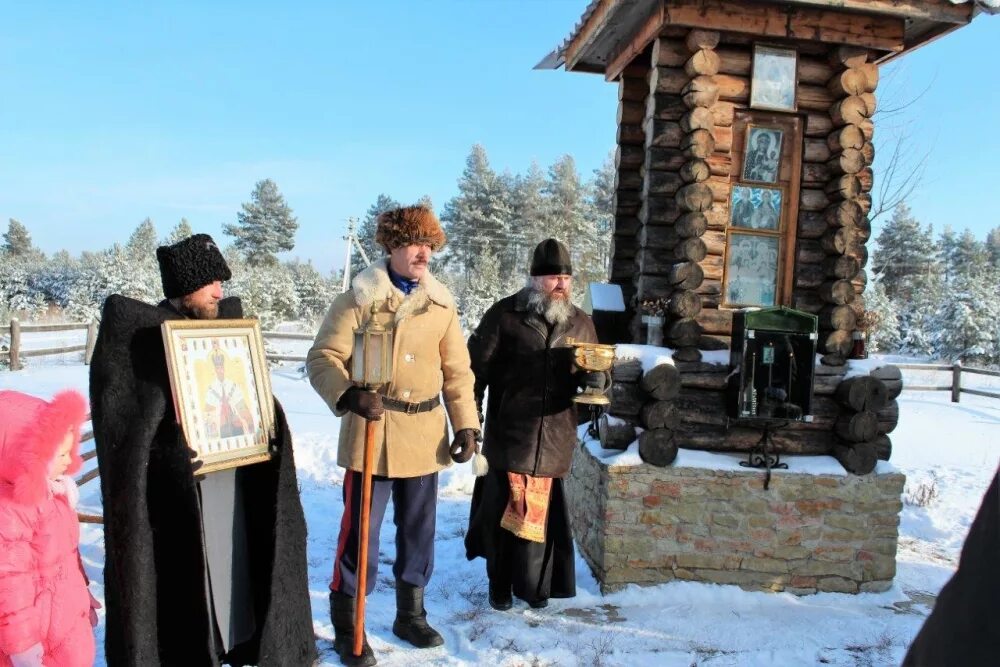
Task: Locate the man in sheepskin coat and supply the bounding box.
[89,234,316,667]
[308,205,480,666]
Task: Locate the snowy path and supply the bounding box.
[2,360,997,666]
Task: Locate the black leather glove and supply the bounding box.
[189,447,206,483]
[580,371,610,391]
[450,429,479,464]
[339,386,384,421]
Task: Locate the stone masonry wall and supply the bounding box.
[567,446,905,595]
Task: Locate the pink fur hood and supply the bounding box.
[0,390,87,505]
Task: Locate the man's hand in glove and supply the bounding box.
[450,428,480,463]
[190,447,206,483]
[580,371,610,391]
[339,386,384,421]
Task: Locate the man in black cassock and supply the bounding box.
[89,234,316,666]
[464,239,606,610]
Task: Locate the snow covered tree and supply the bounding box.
[508,163,548,274]
[225,255,300,328]
[224,179,299,265]
[123,219,162,305]
[163,218,194,245]
[455,244,520,333]
[583,151,615,281]
[863,278,900,353]
[871,203,937,303]
[287,259,335,324]
[897,277,940,357]
[987,226,1000,270]
[441,145,513,276]
[352,194,401,276]
[3,219,34,257]
[931,271,999,365]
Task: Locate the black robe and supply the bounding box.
[89,294,316,667]
[903,469,999,666]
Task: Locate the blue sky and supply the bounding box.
[1,1,997,273]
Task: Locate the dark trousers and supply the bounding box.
[330,469,438,597]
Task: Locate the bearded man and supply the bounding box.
[89,234,315,666]
[464,238,606,610]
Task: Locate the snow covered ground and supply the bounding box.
[1,355,997,666]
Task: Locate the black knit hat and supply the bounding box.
[530,238,573,276]
[156,234,232,298]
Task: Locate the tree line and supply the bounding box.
[867,202,1000,366]
[0,144,615,332]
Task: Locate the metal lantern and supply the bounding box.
[350,303,394,389]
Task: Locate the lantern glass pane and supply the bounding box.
[368,334,383,385]
[351,331,365,384]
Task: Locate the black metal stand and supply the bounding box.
[735,419,789,490]
[587,404,602,440]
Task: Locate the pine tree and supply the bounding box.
[164,218,194,245]
[224,179,298,265]
[584,151,615,280]
[3,219,34,257]
[871,203,936,302]
[897,276,940,357]
[441,144,513,275]
[124,219,162,304]
[986,226,1000,270]
[544,154,606,295]
[456,244,520,332]
[352,194,401,276]
[951,230,989,279]
[863,279,900,353]
[127,218,158,260]
[287,259,335,323]
[931,270,999,365]
[937,226,959,285]
[508,163,548,274]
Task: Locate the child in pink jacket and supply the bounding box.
[0,390,98,667]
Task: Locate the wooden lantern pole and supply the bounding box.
[353,397,376,657]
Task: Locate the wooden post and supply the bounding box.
[952,360,962,403]
[354,413,377,657]
[9,319,21,371]
[85,319,99,365]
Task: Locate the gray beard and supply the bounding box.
[526,287,573,327]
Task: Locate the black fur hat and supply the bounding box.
[156,234,232,298]
[530,238,573,276]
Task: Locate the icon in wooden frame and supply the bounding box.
[161,318,275,474]
[750,45,798,112]
[724,232,781,308]
[742,126,784,184]
[730,185,783,232]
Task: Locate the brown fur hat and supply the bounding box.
[375,205,446,252]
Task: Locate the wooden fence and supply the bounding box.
[1,320,313,369]
[0,319,99,370]
[895,361,1000,403]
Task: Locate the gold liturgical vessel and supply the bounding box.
[567,337,616,406]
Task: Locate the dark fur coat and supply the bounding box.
[89,295,316,666]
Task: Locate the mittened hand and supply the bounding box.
[340,386,384,421]
[580,371,610,391]
[189,447,206,483]
[9,643,43,667]
[89,591,102,627]
[450,429,479,463]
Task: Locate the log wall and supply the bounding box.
[612,33,877,361]
[606,357,902,471]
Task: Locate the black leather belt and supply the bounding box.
[381,395,441,415]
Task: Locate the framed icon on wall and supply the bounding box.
[742,126,784,183]
[730,185,783,231]
[750,45,798,112]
